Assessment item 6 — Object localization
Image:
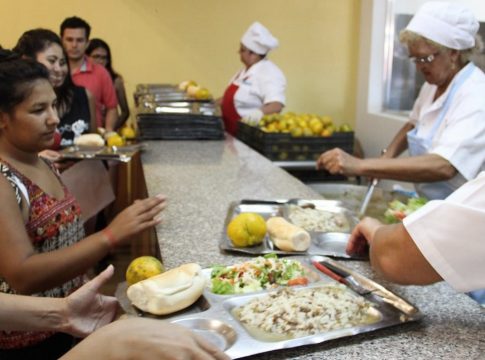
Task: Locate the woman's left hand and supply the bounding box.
[39,149,62,162]
[105,194,168,247]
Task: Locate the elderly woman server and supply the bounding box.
[221,22,286,135]
[317,2,485,201]
[340,2,485,306]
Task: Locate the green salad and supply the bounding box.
[210,254,309,295]
[384,197,427,223]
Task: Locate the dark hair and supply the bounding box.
[0,49,50,113]
[13,28,60,58]
[60,16,91,39]
[13,28,75,116]
[85,38,119,81]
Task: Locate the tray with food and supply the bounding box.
[59,143,145,163]
[219,199,362,259]
[116,255,421,359]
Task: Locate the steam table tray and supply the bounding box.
[220,199,364,259]
[116,256,421,359]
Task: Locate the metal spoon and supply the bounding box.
[358,178,379,219]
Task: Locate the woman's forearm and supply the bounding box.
[370,223,442,285]
[262,101,283,114]
[5,232,110,295]
[359,154,457,182]
[0,293,68,332]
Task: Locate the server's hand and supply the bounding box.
[244,109,264,125]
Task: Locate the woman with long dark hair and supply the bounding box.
[13,28,96,147]
[86,38,130,128]
[0,49,166,358]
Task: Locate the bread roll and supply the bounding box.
[127,263,206,315]
[74,133,105,147]
[266,217,311,251]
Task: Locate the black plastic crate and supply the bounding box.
[137,113,224,140]
[236,122,353,161]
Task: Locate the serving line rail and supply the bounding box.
[139,134,485,359]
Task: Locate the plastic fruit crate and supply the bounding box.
[137,113,224,140]
[236,122,354,161]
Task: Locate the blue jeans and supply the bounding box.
[467,289,485,306]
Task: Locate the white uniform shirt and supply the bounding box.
[229,59,286,118]
[409,64,485,184]
[404,171,485,292]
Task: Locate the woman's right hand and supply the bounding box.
[346,217,383,256]
[105,194,167,246]
[316,147,361,175]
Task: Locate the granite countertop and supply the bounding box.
[140,136,485,359]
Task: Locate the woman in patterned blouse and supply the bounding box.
[0,50,167,359]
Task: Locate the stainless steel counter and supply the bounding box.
[140,135,485,359]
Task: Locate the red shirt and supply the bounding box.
[71,57,118,128]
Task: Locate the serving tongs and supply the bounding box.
[358,178,379,219]
[311,256,418,316]
[312,260,370,295]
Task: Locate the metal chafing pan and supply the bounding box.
[138,101,220,116]
[219,199,363,259]
[116,256,421,359]
[135,83,179,92]
[135,90,213,104]
[308,183,412,221]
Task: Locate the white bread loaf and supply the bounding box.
[127,263,206,315]
[74,133,105,147]
[266,217,311,252]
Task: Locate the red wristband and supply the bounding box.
[102,228,117,249]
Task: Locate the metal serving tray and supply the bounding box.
[117,256,421,359]
[219,199,362,259]
[59,143,145,163]
[309,183,412,221]
[138,101,220,116]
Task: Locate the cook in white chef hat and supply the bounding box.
[241,22,279,55]
[405,1,479,50]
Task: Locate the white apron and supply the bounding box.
[407,63,475,200]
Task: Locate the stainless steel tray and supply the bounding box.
[137,101,220,116]
[135,91,213,104]
[59,143,145,163]
[219,199,363,259]
[116,256,421,359]
[309,183,412,221]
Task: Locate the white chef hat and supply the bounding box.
[241,22,279,55]
[406,1,479,50]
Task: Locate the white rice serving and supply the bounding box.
[235,284,376,338]
[288,205,350,232]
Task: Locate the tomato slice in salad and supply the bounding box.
[287,277,309,286]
